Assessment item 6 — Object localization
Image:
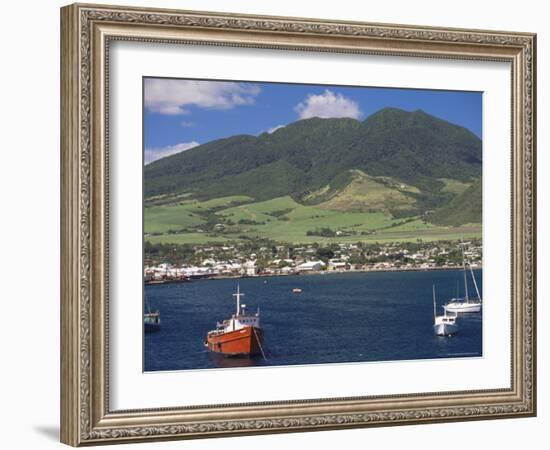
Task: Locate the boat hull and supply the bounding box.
[443,301,482,314]
[207,326,263,356]
[144,322,161,333]
[144,312,160,333]
[433,322,458,336]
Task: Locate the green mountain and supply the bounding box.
[145,108,482,225]
[428,178,482,226]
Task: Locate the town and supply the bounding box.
[144,238,482,282]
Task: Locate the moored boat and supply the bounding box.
[443,299,481,314]
[206,285,265,357]
[433,285,458,336]
[433,315,458,336]
[144,292,160,333]
[443,241,482,314]
[144,311,161,333]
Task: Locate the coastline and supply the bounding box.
[146,265,482,285]
[212,265,481,279]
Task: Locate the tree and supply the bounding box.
[316,247,335,261]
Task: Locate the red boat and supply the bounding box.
[206,285,264,357]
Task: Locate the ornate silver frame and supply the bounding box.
[60,3,536,446]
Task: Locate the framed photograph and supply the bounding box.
[60,3,536,446]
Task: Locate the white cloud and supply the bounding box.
[267,124,285,134]
[144,79,261,115]
[144,141,200,164]
[295,90,361,120]
[180,121,194,128]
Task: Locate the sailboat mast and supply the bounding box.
[461,241,469,301]
[470,265,482,300]
[432,285,437,321]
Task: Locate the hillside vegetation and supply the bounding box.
[428,178,482,226]
[144,108,482,244]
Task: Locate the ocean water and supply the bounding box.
[144,269,482,372]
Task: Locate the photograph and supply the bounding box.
[56,2,537,446]
[142,78,484,372]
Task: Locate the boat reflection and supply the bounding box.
[206,351,264,368]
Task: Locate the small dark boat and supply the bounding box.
[144,292,160,333]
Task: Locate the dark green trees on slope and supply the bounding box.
[428,178,482,226]
[144,107,482,225]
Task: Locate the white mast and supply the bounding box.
[460,239,469,301]
[233,284,244,316]
[432,285,437,321]
[470,265,482,301]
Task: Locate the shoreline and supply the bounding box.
[146,265,482,285]
[213,265,481,280]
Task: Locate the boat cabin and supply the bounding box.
[208,285,261,336]
[217,312,260,334]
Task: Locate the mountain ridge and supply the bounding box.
[144,107,482,225]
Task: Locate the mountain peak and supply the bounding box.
[365,107,429,121]
[286,116,359,127]
[145,107,482,208]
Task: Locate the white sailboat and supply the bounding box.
[443,242,482,314]
[433,285,458,336]
[144,292,160,333]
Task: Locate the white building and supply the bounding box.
[243,261,257,276]
[296,260,325,272]
[328,260,348,271]
[271,258,294,266]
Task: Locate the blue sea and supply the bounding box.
[144,269,482,372]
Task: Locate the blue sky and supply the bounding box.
[144,78,482,164]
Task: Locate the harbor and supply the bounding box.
[144,239,482,284]
[144,268,482,372]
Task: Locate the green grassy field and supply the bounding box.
[144,194,481,245]
[144,203,205,234]
[146,232,233,245]
[439,178,472,195]
[193,195,253,210]
[145,226,481,245]
[144,196,253,234]
[221,196,298,223]
[318,170,418,212]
